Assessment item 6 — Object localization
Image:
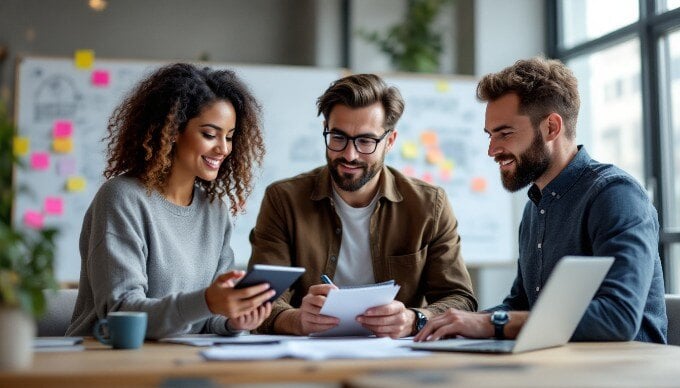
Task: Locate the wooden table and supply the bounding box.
[1,339,679,387]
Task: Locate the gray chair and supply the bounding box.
[666,294,680,346]
[37,289,78,336]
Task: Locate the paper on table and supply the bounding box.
[159,334,309,347]
[201,337,428,361]
[33,337,84,352]
[315,282,400,337]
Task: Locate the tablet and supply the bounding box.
[234,264,305,303]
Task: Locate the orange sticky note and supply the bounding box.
[66,176,86,192]
[471,177,488,193]
[13,137,30,156]
[44,197,64,216]
[420,131,438,147]
[53,138,73,153]
[74,49,95,69]
[30,152,50,170]
[425,149,444,165]
[23,211,44,229]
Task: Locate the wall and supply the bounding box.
[472,0,546,309]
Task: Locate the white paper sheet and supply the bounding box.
[200,337,428,361]
[159,334,309,347]
[315,283,401,336]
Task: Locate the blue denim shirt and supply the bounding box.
[493,146,667,343]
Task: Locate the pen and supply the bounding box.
[320,274,334,285]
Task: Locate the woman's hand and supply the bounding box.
[205,270,276,318]
[229,302,273,331]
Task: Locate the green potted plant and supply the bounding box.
[0,103,58,369]
[359,0,453,73]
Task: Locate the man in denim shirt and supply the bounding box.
[415,57,667,344]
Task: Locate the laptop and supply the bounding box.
[408,256,614,354]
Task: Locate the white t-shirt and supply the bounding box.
[331,188,379,287]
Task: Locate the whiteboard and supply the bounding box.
[13,57,513,282]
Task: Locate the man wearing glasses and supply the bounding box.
[248,74,477,338]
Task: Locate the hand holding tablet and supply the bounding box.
[235,264,306,303]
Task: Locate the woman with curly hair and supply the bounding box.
[67,63,273,339]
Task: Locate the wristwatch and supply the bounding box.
[490,310,510,339]
[409,308,428,335]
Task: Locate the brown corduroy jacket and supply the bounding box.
[248,165,478,334]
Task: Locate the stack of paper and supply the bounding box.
[33,337,84,352]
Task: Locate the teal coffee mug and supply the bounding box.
[93,311,147,349]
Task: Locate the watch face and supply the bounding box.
[491,311,509,325]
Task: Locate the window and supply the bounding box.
[549,2,680,292]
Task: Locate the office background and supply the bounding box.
[0,0,677,308]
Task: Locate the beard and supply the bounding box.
[327,152,384,192]
[498,130,551,192]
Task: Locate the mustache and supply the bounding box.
[332,158,367,168]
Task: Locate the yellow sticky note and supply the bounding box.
[435,80,450,93]
[13,137,30,156]
[53,138,73,153]
[401,141,419,160]
[74,49,95,69]
[439,159,455,172]
[66,176,86,192]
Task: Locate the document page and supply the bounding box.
[315,282,401,336]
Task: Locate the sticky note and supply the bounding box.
[53,120,73,138]
[421,172,434,184]
[23,211,44,229]
[66,176,86,192]
[400,141,419,160]
[53,138,73,153]
[44,197,64,216]
[439,159,455,172]
[401,165,416,177]
[57,157,77,176]
[425,149,444,165]
[74,49,95,69]
[435,80,450,93]
[91,70,110,87]
[420,131,438,147]
[13,137,30,156]
[439,169,453,182]
[471,177,488,193]
[30,152,50,170]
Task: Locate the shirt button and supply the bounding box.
[537,243,542,249]
[551,192,556,196]
[536,286,540,292]
[540,209,545,214]
[330,255,337,262]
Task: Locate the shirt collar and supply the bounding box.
[527,145,590,204]
[311,165,403,203]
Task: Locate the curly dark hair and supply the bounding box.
[476,56,580,140]
[104,63,265,215]
[316,74,405,131]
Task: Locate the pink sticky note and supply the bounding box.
[30,152,50,170]
[23,211,44,229]
[421,172,434,184]
[53,120,74,138]
[91,70,110,87]
[57,157,77,176]
[44,197,64,216]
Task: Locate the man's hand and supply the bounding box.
[296,283,340,335]
[205,270,276,318]
[413,308,493,342]
[356,300,414,338]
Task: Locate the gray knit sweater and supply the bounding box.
[66,175,236,339]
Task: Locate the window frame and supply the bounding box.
[547,0,680,288]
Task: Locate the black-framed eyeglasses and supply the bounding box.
[323,129,392,155]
